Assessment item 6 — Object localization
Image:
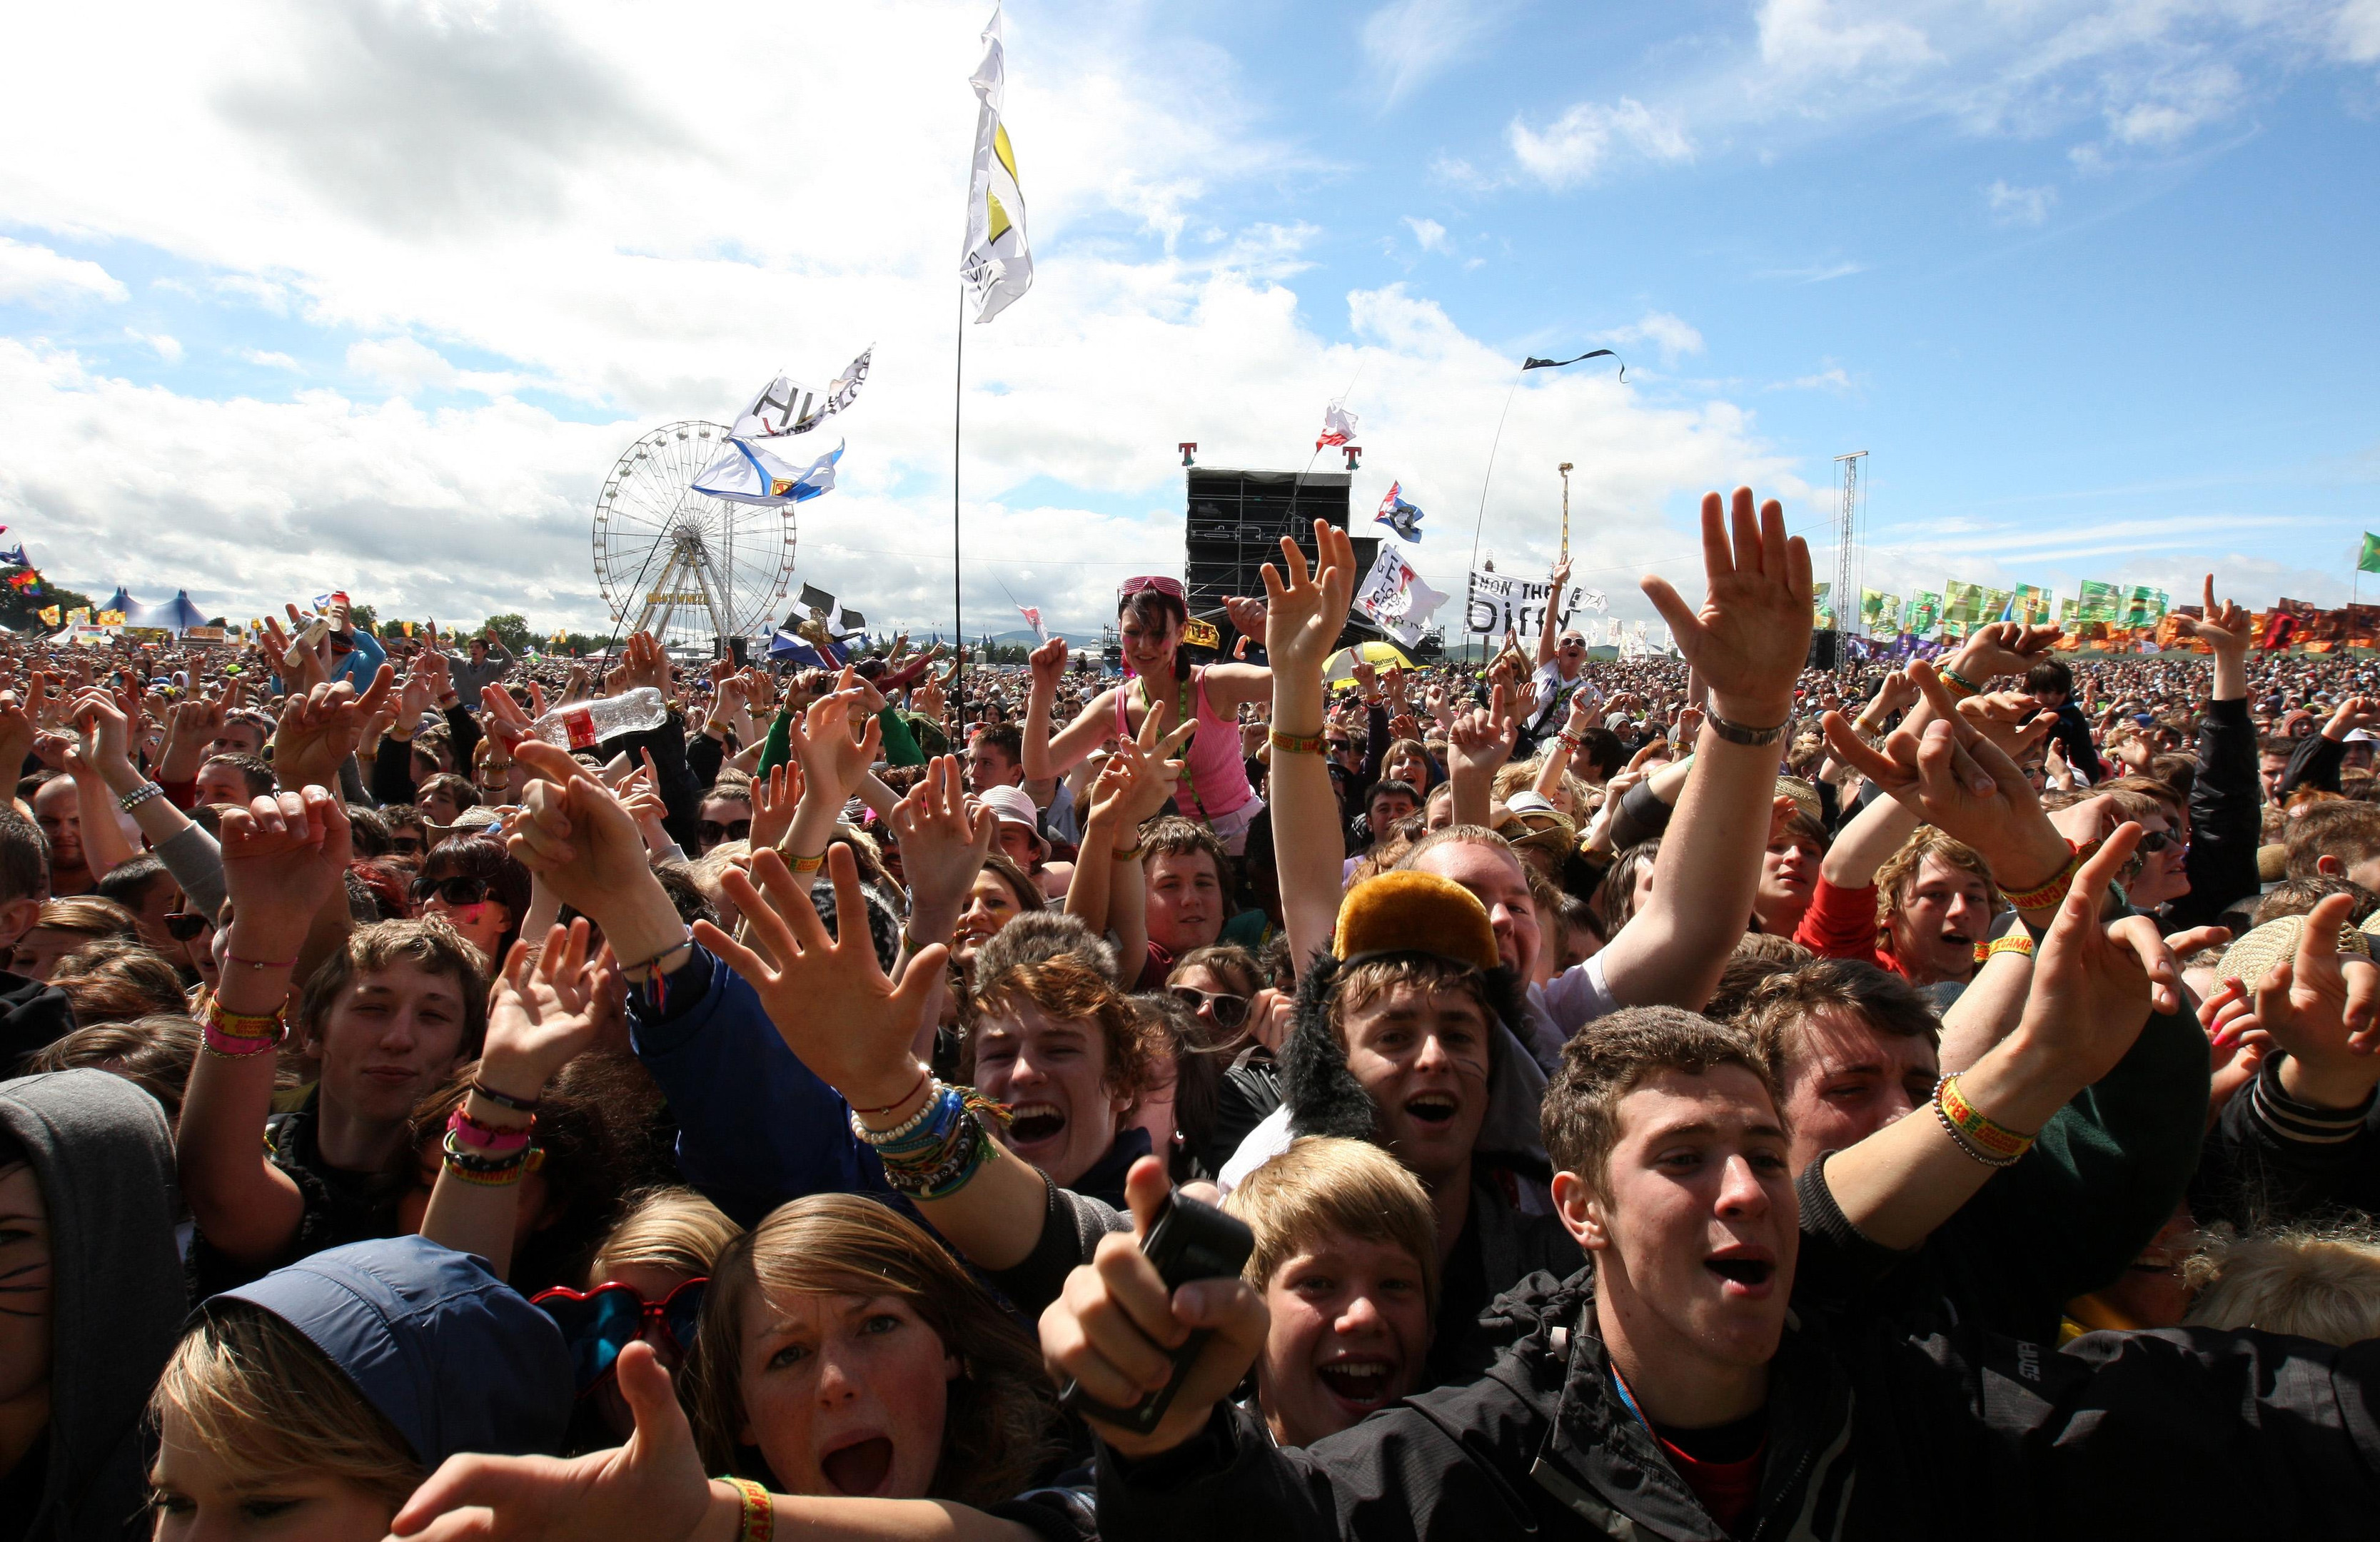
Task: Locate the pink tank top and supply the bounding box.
[1113,665,1255,822]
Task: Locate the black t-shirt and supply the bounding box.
[187,1092,408,1297]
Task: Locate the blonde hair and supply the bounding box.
[2182,1224,2380,1347]
[149,1302,421,1516]
[1874,827,2001,931]
[686,1196,1063,1506]
[589,1186,742,1286]
[1229,1137,1439,1321]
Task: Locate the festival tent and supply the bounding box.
[104,587,133,615]
[123,591,211,632]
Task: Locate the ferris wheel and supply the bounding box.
[592,420,796,650]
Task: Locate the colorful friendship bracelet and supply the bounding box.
[446,1107,533,1154]
[725,1476,774,1542]
[1933,1074,2033,1167]
[440,1144,544,1187]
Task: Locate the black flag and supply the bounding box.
[1523,348,1625,382]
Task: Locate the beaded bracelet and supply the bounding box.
[724,1476,775,1542]
[446,1107,533,1154]
[1933,1074,2033,1167]
[440,1142,545,1187]
[442,1128,543,1173]
[852,1081,954,1147]
[1269,728,1325,756]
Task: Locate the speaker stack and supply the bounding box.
[1182,468,1378,656]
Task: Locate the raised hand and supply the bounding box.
[2251,895,2380,1108]
[478,920,612,1105]
[1640,488,1812,727]
[219,787,353,952]
[506,742,673,942]
[481,682,536,750]
[792,671,882,804]
[271,666,395,790]
[1038,1157,1268,1459]
[1822,658,2072,899]
[1259,519,1358,679]
[1948,620,2061,688]
[699,845,945,1110]
[887,756,995,921]
[1029,635,1069,693]
[2017,825,2159,1087]
[2180,574,2253,657]
[1096,709,1197,828]
[1448,683,1518,780]
[747,760,803,854]
[1222,595,1269,640]
[1954,690,2057,761]
[1351,660,1378,699]
[2326,696,2380,740]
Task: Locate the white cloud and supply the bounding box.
[0,238,128,306]
[1985,178,2057,226]
[1598,311,1705,365]
[1774,367,1852,392]
[238,348,302,371]
[124,329,183,363]
[1361,0,1511,105]
[1403,216,1451,253]
[2341,0,2380,61]
[1758,259,1867,283]
[1755,0,1939,77]
[1508,98,1693,189]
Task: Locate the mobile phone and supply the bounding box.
[1058,1192,1254,1436]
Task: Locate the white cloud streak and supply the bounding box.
[0,238,128,306]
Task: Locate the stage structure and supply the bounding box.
[1831,450,1867,680]
[1183,467,1381,655]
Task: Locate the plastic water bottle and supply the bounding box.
[523,687,667,750]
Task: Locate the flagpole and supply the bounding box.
[952,286,967,734]
[1466,364,1528,663]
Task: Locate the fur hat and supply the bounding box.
[807,877,902,974]
[1281,872,1528,1144]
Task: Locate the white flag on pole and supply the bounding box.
[960,6,1033,323]
[1352,545,1448,646]
[692,438,843,507]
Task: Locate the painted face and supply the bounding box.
[1257,1229,1431,1447]
[151,1408,398,1541]
[1773,1008,1939,1176]
[311,960,471,1130]
[1563,1065,1796,1378]
[951,869,1025,971]
[735,1289,955,1500]
[1408,840,1541,982]
[1338,980,1492,1190]
[1146,850,1225,956]
[419,894,510,964]
[970,1001,1129,1191]
[0,1164,51,1413]
[1118,611,1178,679]
[1889,856,1995,985]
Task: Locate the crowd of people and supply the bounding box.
[7,493,2380,1540]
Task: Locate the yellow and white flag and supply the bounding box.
[960,4,1032,323]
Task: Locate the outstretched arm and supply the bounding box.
[1595,488,1813,1012]
[1261,522,1361,974]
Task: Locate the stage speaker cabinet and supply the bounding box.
[727,636,750,667]
[1184,467,1368,655]
[1807,629,1839,671]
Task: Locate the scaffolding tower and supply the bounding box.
[1832,450,1867,679]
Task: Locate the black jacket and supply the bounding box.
[2279,727,2346,800]
[1096,1264,2380,1541]
[2170,695,2262,930]
[0,970,74,1078]
[2049,702,2106,786]
[2192,1052,2380,1231]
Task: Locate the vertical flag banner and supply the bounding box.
[960,4,1033,323]
[1942,581,1986,634]
[1978,588,2013,626]
[2077,581,2122,625]
[2119,585,2169,630]
[2361,533,2380,575]
[2010,585,2054,625]
[1812,583,1833,628]
[1906,591,1942,637]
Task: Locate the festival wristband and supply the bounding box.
[1985,932,2034,959]
[1934,1074,2034,1165]
[725,1477,775,1542]
[1269,729,1325,756]
[787,851,826,875]
[447,1107,533,1153]
[1938,666,1985,699]
[2000,841,2098,912]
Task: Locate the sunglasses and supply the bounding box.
[698,819,752,846]
[413,875,492,907]
[531,1278,707,1396]
[2134,830,2184,855]
[163,912,214,942]
[1119,575,1186,603]
[389,835,426,856]
[1169,986,1250,1032]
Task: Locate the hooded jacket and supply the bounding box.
[1096,1263,2380,1541]
[0,1070,186,1542]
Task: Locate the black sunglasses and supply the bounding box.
[697,819,752,846]
[1169,986,1250,1032]
[2134,830,2184,855]
[163,912,214,942]
[388,835,426,855]
[413,875,492,907]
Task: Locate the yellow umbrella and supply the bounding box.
[1322,640,1414,683]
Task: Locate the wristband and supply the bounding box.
[851,1066,929,1119]
[1112,840,1149,862]
[1269,729,1325,756]
[787,851,826,875]
[1985,932,2034,959]
[724,1476,775,1542]
[1933,1074,2034,1166]
[466,1079,540,1114]
[118,781,165,813]
[620,932,695,974]
[2001,841,2098,912]
[222,954,296,973]
[447,1107,533,1153]
[1939,666,1984,699]
[1701,710,1787,747]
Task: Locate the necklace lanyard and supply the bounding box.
[1134,670,1209,824]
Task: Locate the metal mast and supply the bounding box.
[1832,450,1866,680]
[1558,461,1573,566]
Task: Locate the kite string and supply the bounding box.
[1464,363,1530,632]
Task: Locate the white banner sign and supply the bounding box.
[1352,545,1448,647]
[1463,570,1585,642]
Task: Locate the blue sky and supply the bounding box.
[1,0,2374,640]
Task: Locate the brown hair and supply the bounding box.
[967,951,1166,1105]
[686,1195,1064,1505]
[1141,815,1229,887]
[1324,954,1496,1047]
[2287,802,2380,881]
[1542,1007,1780,1195]
[1735,957,1941,1074]
[296,918,490,1060]
[1703,933,1812,1023]
[28,895,140,943]
[51,939,189,1024]
[149,1301,423,1518]
[1873,827,2001,930]
[1229,1136,1440,1321]
[2253,875,2380,928]
[24,1014,204,1124]
[415,772,478,815]
[977,852,1047,917]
